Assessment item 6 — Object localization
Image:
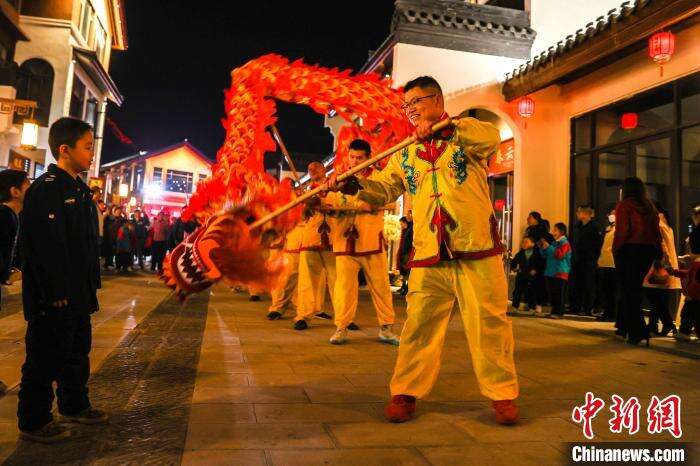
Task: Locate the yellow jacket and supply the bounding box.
[299,187,334,251]
[598,226,615,268]
[282,224,304,253]
[358,116,502,267]
[326,169,387,256]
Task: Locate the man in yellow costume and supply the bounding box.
[293,162,336,330]
[328,76,519,425]
[326,139,400,346]
[266,213,304,320]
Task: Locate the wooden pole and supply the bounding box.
[250,119,452,230]
[270,124,300,182]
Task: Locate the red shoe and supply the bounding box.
[492,400,519,425]
[384,395,416,423]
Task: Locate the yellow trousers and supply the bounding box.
[333,253,395,329]
[390,256,519,401]
[295,250,336,321]
[268,251,299,314]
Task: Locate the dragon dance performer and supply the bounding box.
[293,162,337,330]
[328,76,519,425]
[266,180,304,320]
[325,139,400,346]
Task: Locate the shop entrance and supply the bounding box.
[489,173,514,270]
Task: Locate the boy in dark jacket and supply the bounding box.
[17,118,108,443]
[510,236,544,313]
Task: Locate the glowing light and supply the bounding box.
[118,183,129,197]
[144,183,163,199]
[20,120,39,149]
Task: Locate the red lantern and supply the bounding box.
[494,199,506,211]
[518,96,535,118]
[621,113,638,130]
[648,31,675,76]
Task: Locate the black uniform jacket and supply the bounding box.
[20,164,101,321]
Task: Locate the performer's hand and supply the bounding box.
[50,299,68,308]
[415,120,435,141]
[325,173,340,192]
[326,174,361,195]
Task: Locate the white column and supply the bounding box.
[92,99,108,177]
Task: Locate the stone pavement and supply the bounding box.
[0,274,699,465]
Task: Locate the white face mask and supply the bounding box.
[608,214,616,224]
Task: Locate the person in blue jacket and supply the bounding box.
[539,222,572,318]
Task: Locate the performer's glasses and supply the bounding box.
[401,94,437,111]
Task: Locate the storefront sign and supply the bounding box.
[489,138,514,176]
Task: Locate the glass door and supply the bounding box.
[595,145,629,217]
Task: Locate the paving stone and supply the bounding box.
[185,423,334,450]
[420,442,566,466]
[269,448,428,466]
[254,403,382,423]
[328,417,475,447]
[303,385,388,403]
[189,403,256,424]
[451,415,582,443]
[182,449,266,466]
[194,372,250,389]
[192,386,309,404]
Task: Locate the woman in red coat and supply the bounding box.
[613,177,662,346]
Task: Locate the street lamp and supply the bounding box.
[0,97,39,149]
[20,119,39,149]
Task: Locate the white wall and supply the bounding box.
[14,17,74,167]
[392,42,523,91]
[529,0,625,57]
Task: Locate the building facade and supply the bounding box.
[0,0,126,178]
[352,0,699,254]
[99,141,213,217]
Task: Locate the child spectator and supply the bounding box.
[115,220,133,273]
[670,229,700,342]
[539,222,571,318]
[510,236,544,313]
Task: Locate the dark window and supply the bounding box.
[14,59,54,126]
[594,84,674,146]
[680,75,700,127]
[682,125,700,239]
[570,71,700,250]
[635,137,672,223]
[573,115,592,152]
[165,169,193,193]
[69,76,86,119]
[573,154,591,207]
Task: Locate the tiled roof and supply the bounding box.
[100,141,212,169]
[504,0,654,83]
[393,1,535,40]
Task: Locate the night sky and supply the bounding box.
[101,0,396,164]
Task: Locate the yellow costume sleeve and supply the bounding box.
[356,154,406,207]
[454,117,500,160]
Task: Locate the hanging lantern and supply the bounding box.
[648,31,675,77]
[517,96,535,118]
[620,113,638,130]
[20,119,39,149]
